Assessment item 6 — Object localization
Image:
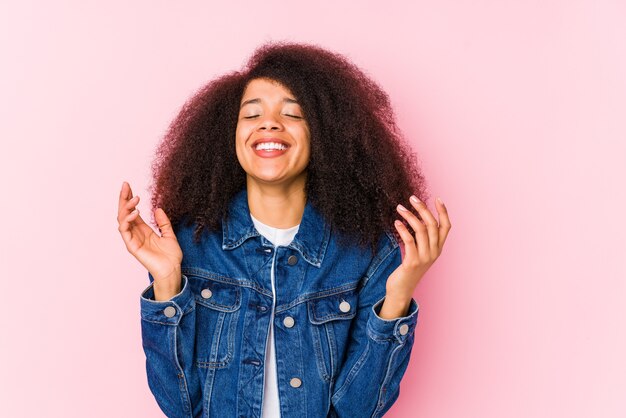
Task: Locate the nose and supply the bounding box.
[257,112,283,131]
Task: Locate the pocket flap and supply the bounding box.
[307,288,358,324]
[186,274,242,312]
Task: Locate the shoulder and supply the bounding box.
[376,229,401,261]
[172,216,195,241]
[172,216,220,250]
[361,230,401,281]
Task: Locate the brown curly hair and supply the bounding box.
[148,40,429,256]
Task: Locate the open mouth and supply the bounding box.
[252,139,290,158]
[254,142,289,151]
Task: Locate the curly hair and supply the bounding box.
[148,40,429,257]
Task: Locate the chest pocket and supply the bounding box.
[186,272,242,369]
[307,287,359,382]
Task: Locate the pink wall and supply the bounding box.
[1,1,624,417]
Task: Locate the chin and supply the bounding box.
[249,173,287,183]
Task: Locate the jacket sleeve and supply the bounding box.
[140,273,203,418]
[330,238,420,418]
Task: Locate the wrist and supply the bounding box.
[385,286,412,305]
[153,268,182,301]
[378,293,412,319]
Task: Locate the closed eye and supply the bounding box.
[242,114,303,119]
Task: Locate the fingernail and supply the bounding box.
[397,204,408,212]
[410,195,420,203]
[437,197,444,205]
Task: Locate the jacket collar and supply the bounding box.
[222,188,331,268]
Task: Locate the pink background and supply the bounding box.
[1,1,625,417]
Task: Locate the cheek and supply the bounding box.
[235,126,249,146]
[303,130,312,152]
[299,137,312,164]
[234,128,247,156]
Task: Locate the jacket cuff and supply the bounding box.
[140,274,194,325]
[367,296,419,344]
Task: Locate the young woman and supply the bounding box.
[117,41,451,418]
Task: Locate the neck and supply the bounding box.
[246,173,307,229]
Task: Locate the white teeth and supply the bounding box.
[255,142,287,151]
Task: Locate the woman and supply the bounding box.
[117,41,451,418]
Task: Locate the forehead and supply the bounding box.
[241,78,297,100]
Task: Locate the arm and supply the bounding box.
[140,273,203,418]
[330,242,419,418]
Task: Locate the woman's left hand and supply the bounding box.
[384,195,451,304]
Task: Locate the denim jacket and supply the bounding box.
[139,188,419,418]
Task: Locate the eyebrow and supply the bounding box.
[240,97,299,108]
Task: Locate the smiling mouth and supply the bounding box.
[253,145,289,158]
[251,138,291,156]
[253,142,289,151]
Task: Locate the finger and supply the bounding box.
[120,180,132,200]
[123,194,148,227]
[435,197,452,251]
[396,203,429,260]
[123,195,139,212]
[117,193,137,224]
[118,181,133,220]
[409,195,440,256]
[154,207,176,239]
[118,208,140,245]
[394,219,418,264]
[117,181,129,216]
[127,181,133,198]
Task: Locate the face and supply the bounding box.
[235,77,311,187]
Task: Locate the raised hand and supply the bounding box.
[379,195,451,319]
[117,181,183,300]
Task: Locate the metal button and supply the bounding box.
[289,377,302,388]
[163,306,176,318]
[339,300,351,313]
[283,316,295,328]
[287,255,298,265]
[201,288,212,299]
[399,324,409,335]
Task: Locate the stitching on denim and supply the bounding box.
[374,341,405,416]
[276,280,360,314]
[183,269,362,313]
[223,226,260,251]
[195,308,239,369]
[171,326,193,416]
[140,317,181,326]
[360,241,397,290]
[366,319,398,343]
[193,287,241,313]
[305,291,359,325]
[182,267,273,298]
[331,341,371,404]
[325,321,337,379]
[311,321,330,381]
[311,311,356,323]
[285,239,321,267]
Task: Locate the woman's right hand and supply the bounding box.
[117,181,184,301]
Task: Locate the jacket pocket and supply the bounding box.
[186,272,242,369]
[307,287,359,381]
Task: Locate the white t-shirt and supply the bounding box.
[250,212,300,418]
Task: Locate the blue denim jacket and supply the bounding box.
[139,188,419,418]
